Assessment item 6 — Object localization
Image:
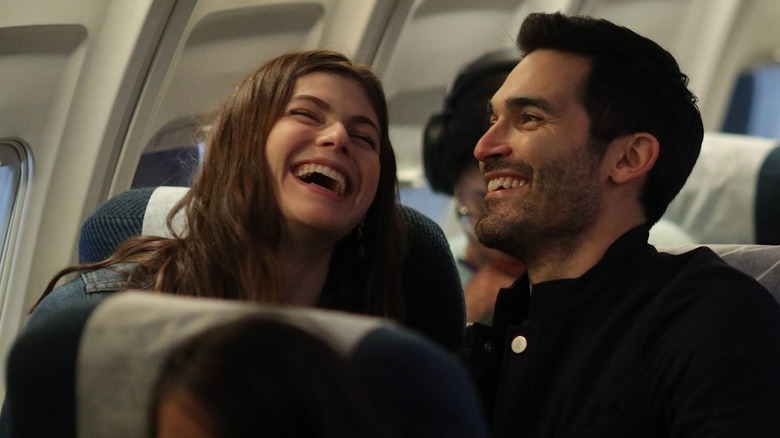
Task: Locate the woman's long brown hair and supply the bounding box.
[36,51,406,321]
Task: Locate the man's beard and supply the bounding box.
[475,147,602,263]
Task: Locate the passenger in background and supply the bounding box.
[150,316,396,438]
[423,50,525,325]
[466,12,780,436]
[29,50,463,350]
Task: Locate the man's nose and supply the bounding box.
[474,122,511,161]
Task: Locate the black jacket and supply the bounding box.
[465,227,780,437]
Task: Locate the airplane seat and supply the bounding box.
[77,186,466,351]
[658,244,780,303]
[78,187,157,264]
[4,292,487,437]
[756,146,780,244]
[662,131,780,244]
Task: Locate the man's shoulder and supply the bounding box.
[663,244,780,302]
[663,245,776,299]
[641,246,780,341]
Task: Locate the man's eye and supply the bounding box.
[521,114,542,123]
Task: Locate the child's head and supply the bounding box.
[149,316,392,438]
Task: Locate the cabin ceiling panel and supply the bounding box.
[147,1,326,143]
[0,24,87,144]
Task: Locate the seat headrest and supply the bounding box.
[78,187,155,263]
[140,186,188,237]
[79,187,186,263]
[662,132,779,244]
[756,146,780,244]
[77,292,387,436]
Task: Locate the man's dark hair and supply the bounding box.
[517,12,704,224]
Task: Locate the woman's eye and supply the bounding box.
[290,109,320,122]
[351,133,378,150]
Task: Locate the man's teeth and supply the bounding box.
[294,163,347,195]
[487,176,527,192]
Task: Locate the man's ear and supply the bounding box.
[606,133,659,184]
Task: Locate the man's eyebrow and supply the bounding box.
[290,94,380,133]
[505,96,557,114]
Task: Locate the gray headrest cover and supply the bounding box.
[141,186,188,238]
[663,132,776,243]
[76,292,387,438]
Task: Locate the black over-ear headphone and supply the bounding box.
[423,49,520,195]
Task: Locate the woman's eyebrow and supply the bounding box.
[290,94,379,134]
[350,115,380,134]
[290,94,329,109]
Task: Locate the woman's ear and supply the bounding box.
[607,133,659,184]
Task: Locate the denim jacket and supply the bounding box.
[27,264,133,330]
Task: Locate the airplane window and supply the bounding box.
[0,142,24,276]
[131,143,204,189]
[723,63,780,139]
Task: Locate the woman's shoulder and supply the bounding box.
[80,263,134,293]
[27,263,135,329]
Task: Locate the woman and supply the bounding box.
[31,51,418,332]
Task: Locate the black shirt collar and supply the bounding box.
[492,225,653,327]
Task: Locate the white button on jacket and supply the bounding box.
[511,335,527,354]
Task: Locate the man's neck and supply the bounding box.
[525,219,642,285]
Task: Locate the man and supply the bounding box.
[466,12,780,437]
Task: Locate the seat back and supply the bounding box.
[5,292,487,437]
[756,146,780,244]
[662,131,780,244]
[77,187,156,264]
[77,186,466,351]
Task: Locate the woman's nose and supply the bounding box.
[316,123,349,153]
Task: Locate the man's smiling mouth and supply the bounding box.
[294,163,347,196]
[487,176,527,193]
